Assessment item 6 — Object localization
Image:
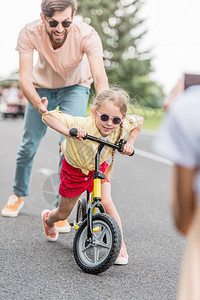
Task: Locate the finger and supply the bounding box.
[41,97,47,103]
[80,130,86,137]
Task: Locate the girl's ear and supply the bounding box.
[40,12,45,23]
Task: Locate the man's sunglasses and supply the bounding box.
[95,110,123,125]
[45,17,72,28]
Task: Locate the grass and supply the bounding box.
[86,105,164,131]
[128,106,164,131]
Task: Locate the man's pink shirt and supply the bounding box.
[16,19,103,89]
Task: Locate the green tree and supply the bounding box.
[77,0,164,107]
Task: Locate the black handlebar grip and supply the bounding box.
[118,139,127,152]
[118,139,135,156]
[69,128,88,140]
[69,128,78,137]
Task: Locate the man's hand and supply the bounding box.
[37,97,48,115]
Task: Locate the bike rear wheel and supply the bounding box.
[76,198,87,225]
[73,213,121,274]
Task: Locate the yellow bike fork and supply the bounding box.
[74,178,102,231]
[90,178,101,214]
[89,178,102,232]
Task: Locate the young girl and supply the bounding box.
[41,88,143,265]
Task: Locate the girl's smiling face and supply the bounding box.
[92,100,124,137]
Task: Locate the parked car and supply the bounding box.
[0,78,27,119]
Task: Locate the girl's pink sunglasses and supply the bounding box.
[95,110,123,125]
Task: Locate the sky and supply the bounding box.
[1,0,200,94]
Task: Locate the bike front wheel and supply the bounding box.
[73,213,121,274]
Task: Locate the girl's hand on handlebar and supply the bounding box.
[120,143,134,156]
[69,126,87,140]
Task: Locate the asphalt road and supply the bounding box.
[0,116,185,300]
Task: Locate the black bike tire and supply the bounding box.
[73,213,121,274]
[76,198,87,224]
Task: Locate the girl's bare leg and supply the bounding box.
[45,195,80,227]
[101,182,126,248]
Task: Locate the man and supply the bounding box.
[153,81,200,299]
[1,0,109,233]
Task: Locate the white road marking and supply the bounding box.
[137,130,172,165]
[135,148,172,166]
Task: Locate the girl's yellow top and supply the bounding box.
[42,110,142,175]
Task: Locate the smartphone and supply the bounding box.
[184,73,200,89]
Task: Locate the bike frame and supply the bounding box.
[70,128,133,242]
[87,143,106,242]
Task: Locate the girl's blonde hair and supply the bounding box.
[91,87,130,179]
[92,87,129,118]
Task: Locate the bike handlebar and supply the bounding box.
[69,128,134,156]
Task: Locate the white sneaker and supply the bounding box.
[56,219,71,233]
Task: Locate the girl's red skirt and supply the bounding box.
[59,158,109,198]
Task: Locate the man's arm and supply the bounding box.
[171,165,197,235]
[19,53,48,114]
[88,56,109,94]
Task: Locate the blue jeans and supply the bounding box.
[13,85,90,207]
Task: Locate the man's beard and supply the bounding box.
[46,28,68,46]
